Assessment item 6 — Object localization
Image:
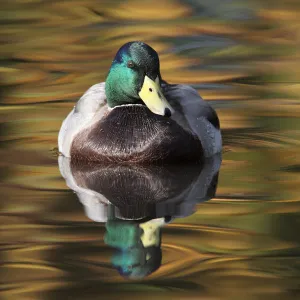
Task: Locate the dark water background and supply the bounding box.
[1,0,300,299]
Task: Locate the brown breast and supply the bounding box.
[71,105,203,164]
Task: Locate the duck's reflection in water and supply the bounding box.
[59,155,221,279]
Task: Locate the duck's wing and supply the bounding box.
[58,82,108,157]
[162,83,222,157]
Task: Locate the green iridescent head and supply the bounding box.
[105,41,172,117]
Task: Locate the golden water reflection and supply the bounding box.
[1,0,300,299]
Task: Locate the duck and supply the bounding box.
[58,41,222,163]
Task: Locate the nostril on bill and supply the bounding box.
[164,107,171,117]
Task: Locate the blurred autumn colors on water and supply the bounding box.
[1,0,300,299]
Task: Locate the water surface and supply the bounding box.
[1,0,300,299]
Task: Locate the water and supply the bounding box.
[1,0,300,299]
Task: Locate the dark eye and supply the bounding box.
[127,60,134,68]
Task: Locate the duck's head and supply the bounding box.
[105,41,173,117]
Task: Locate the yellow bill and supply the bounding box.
[138,76,173,116]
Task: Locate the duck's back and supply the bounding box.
[71,105,202,164]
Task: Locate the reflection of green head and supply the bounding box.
[104,219,163,279]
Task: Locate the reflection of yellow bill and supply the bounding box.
[138,76,173,116]
[140,218,165,248]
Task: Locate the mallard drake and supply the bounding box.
[58,41,222,163]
